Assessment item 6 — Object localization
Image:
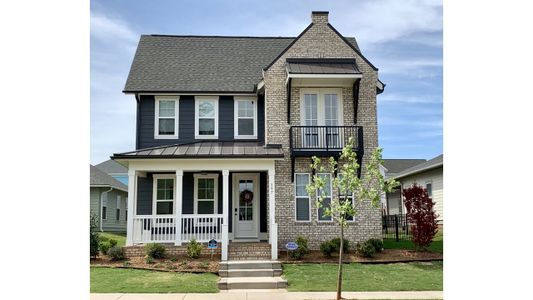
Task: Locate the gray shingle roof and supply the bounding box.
[112,141,284,159]
[90,165,128,192]
[392,154,443,179]
[286,58,360,74]
[95,159,128,174]
[382,159,427,175]
[124,35,360,93]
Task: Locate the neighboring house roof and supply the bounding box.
[90,165,128,192]
[95,159,128,174]
[382,159,427,177]
[123,35,360,93]
[392,154,443,180]
[112,141,284,159]
[286,58,361,74]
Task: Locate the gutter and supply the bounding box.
[99,187,113,232]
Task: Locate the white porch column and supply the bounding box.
[126,169,136,246]
[268,169,278,260]
[222,169,229,261]
[175,170,184,246]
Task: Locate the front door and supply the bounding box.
[233,173,260,239]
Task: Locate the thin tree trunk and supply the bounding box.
[337,225,344,300]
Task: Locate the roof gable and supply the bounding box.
[90,165,128,192]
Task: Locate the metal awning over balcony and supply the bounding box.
[289,125,364,181]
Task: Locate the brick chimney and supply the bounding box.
[311,11,329,24]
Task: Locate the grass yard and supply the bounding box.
[90,267,219,293]
[99,232,126,247]
[283,262,442,292]
[383,229,443,253]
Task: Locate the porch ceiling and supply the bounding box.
[111,141,284,159]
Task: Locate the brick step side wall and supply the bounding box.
[228,243,271,260]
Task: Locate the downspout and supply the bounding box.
[100,187,113,232]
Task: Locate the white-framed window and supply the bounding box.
[102,193,108,220]
[154,96,179,139]
[338,174,354,222]
[116,195,121,222]
[295,173,311,221]
[195,96,218,139]
[426,181,433,197]
[317,173,332,222]
[300,88,343,126]
[194,174,218,214]
[152,175,175,215]
[234,97,257,139]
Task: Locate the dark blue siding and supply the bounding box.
[260,172,267,233]
[136,95,265,149]
[137,175,153,215]
[182,172,194,214]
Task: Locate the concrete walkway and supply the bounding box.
[91,290,443,300]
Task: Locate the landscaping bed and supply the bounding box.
[91,254,219,273]
[280,248,442,264]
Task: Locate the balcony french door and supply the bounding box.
[302,89,342,148]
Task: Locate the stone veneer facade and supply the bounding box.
[263,12,381,249]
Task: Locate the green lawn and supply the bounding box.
[99,232,126,247]
[283,262,443,292]
[90,267,219,293]
[383,230,443,253]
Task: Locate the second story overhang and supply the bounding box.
[285,58,363,87]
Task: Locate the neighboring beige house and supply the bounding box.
[90,165,128,232]
[383,155,443,223]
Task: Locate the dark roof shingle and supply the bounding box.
[382,159,427,175]
[90,165,128,192]
[392,155,443,179]
[124,35,360,93]
[95,159,128,174]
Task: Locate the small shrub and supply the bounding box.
[108,246,125,261]
[109,239,118,247]
[145,243,166,259]
[99,241,111,255]
[169,256,177,262]
[145,256,155,264]
[320,240,334,257]
[330,237,350,253]
[289,236,310,260]
[90,213,100,258]
[357,241,376,258]
[187,239,202,259]
[199,261,210,269]
[367,238,383,252]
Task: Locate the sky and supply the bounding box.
[90,0,442,165]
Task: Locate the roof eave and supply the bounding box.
[393,163,443,180]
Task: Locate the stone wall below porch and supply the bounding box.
[123,244,222,258]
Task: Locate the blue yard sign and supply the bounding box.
[285,242,298,251]
[208,239,218,249]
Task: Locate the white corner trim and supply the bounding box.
[154,96,179,139]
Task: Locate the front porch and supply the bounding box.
[121,157,280,261]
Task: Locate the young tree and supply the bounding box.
[402,184,439,251]
[307,138,398,300]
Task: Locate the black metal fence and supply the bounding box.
[382,214,412,241]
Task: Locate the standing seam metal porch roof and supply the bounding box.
[286,58,361,74]
[112,141,284,159]
[123,35,360,93]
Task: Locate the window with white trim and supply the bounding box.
[102,193,108,220]
[153,176,175,215]
[338,174,354,221]
[116,195,121,222]
[317,173,332,221]
[234,98,257,138]
[195,97,218,138]
[194,174,218,214]
[426,181,433,197]
[295,173,311,221]
[155,97,179,139]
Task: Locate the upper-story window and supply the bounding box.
[234,97,257,139]
[195,97,218,139]
[301,88,343,126]
[155,96,179,139]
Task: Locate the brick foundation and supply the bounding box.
[123,244,222,258]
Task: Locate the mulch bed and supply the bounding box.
[90,254,220,273]
[279,249,443,264]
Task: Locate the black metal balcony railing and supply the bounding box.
[290,126,363,153]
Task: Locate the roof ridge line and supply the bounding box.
[147,34,297,39]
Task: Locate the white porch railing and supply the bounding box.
[132,214,224,244]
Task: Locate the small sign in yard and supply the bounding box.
[286,242,298,251]
[208,239,218,259]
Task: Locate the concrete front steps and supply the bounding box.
[218,260,287,290]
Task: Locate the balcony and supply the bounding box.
[289,126,363,180]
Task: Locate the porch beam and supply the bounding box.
[126,169,136,246]
[175,170,183,246]
[222,169,229,261]
[268,169,278,260]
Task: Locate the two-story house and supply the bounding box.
[112,11,385,261]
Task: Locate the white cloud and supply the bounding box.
[91,12,138,45]
[378,93,442,104]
